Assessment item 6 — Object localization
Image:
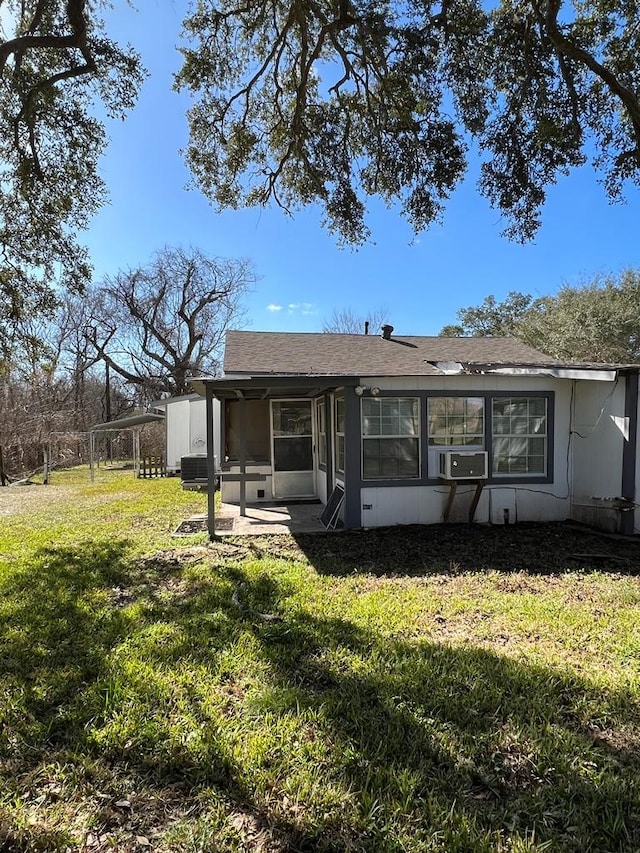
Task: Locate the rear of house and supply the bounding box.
[193,330,639,535]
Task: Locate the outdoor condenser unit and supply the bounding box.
[181,454,221,491]
[181,454,208,480]
[439,451,488,480]
[180,453,208,486]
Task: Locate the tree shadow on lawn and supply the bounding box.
[2,542,640,851]
[286,521,640,576]
[127,564,640,852]
[1,540,135,738]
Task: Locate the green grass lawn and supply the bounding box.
[1,469,640,851]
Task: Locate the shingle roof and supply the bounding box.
[223,331,556,377]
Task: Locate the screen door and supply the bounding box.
[271,400,315,498]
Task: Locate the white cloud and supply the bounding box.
[287,301,318,315]
[266,303,283,312]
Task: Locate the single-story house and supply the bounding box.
[190,329,639,538]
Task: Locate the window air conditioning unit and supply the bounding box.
[439,451,488,480]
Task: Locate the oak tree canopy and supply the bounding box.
[2,0,639,344]
[0,0,143,336]
[439,270,640,363]
[177,0,640,245]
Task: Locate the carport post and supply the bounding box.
[89,431,95,483]
[206,383,216,539]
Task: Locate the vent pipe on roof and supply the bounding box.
[381,324,394,340]
[364,321,369,335]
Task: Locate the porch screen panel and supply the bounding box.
[361,397,420,479]
[335,396,345,476]
[225,399,270,461]
[317,400,327,468]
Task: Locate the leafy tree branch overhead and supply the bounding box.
[2,0,638,345]
[177,0,640,245]
[0,0,144,324]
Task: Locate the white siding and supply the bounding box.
[316,472,328,505]
[222,465,273,503]
[189,398,208,456]
[571,378,626,532]
[360,483,568,528]
[165,399,192,472]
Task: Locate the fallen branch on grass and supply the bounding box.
[571,553,630,564]
[232,584,283,622]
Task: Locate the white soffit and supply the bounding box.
[486,367,618,381]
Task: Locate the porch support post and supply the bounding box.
[239,394,247,516]
[206,383,217,540]
[343,387,361,529]
[621,370,638,535]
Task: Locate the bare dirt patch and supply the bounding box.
[0,482,79,516]
[217,522,640,576]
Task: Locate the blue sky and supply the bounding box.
[84,1,640,337]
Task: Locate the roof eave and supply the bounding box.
[190,374,361,399]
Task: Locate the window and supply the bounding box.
[426,393,550,480]
[316,399,327,468]
[335,395,345,476]
[362,397,420,479]
[492,396,547,475]
[427,397,484,446]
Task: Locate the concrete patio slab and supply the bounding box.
[179,501,328,536]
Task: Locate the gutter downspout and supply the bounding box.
[621,371,639,535]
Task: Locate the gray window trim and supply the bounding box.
[488,392,552,480]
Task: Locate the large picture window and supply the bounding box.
[362,397,420,479]
[492,397,547,475]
